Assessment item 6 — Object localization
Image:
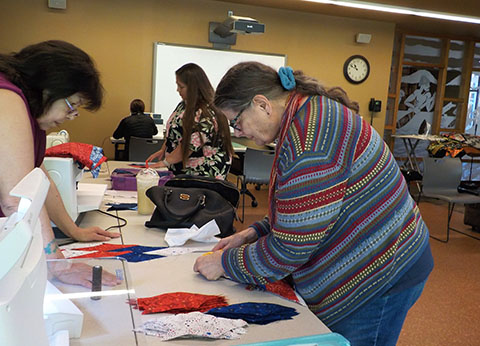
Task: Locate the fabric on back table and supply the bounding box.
[206,302,298,325]
[131,292,228,314]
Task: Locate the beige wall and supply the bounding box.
[0,0,395,159]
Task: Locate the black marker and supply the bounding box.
[91,265,102,300]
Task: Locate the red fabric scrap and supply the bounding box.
[72,243,138,252]
[130,292,229,315]
[45,142,107,170]
[246,279,300,303]
[69,250,131,259]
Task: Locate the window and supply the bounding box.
[385,33,475,163]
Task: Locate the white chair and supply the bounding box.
[419,156,480,242]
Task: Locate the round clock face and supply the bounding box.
[344,55,370,84]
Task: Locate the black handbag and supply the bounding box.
[145,175,240,238]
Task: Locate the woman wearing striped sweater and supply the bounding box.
[194,62,433,346]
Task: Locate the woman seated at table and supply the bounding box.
[146,63,233,180]
[112,98,158,160]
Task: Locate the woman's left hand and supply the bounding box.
[71,226,120,242]
[193,251,225,280]
[145,161,165,168]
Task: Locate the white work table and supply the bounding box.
[55,161,330,345]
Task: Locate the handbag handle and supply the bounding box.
[163,188,206,219]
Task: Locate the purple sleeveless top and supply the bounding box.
[0,73,46,217]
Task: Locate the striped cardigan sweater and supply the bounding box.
[222,95,430,325]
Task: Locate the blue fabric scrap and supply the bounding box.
[106,203,138,211]
[109,245,166,253]
[116,252,164,262]
[206,302,299,325]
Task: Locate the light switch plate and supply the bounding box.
[48,0,67,10]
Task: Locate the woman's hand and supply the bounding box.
[145,161,165,168]
[212,227,258,251]
[70,226,120,242]
[48,261,120,288]
[193,251,225,281]
[146,148,165,163]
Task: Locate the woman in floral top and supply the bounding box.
[147,63,233,180]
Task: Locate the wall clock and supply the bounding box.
[343,55,370,84]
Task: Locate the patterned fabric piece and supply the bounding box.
[206,302,298,325]
[66,243,166,263]
[116,252,163,263]
[72,243,137,252]
[132,292,228,314]
[134,312,247,340]
[245,279,300,304]
[222,95,430,325]
[45,142,107,178]
[427,132,480,158]
[165,102,232,180]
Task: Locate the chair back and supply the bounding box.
[423,156,462,195]
[128,136,164,162]
[243,148,275,185]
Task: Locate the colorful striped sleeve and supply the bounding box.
[222,96,355,284]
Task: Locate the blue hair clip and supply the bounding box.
[278,66,296,90]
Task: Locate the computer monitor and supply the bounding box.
[150,113,163,125]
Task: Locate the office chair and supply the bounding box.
[128,136,164,162]
[236,148,275,223]
[418,156,480,243]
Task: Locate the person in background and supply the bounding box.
[112,98,158,160]
[0,40,119,287]
[194,62,433,346]
[146,63,233,180]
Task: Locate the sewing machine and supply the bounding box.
[46,130,70,149]
[43,157,107,223]
[0,168,86,346]
[0,168,50,346]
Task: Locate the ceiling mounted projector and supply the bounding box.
[213,14,265,38]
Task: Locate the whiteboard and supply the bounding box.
[152,43,286,121]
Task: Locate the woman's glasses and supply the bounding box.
[229,102,250,131]
[64,98,79,119]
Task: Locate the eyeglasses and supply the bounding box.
[64,98,79,119]
[229,102,250,131]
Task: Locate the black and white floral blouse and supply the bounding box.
[165,102,231,180]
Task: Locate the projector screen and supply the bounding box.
[152,43,286,122]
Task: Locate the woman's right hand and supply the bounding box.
[212,227,258,251]
[146,148,165,163]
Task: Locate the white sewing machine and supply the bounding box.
[0,168,85,346]
[43,157,107,223]
[0,168,50,346]
[46,130,70,149]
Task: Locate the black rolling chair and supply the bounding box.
[236,148,275,223]
[128,136,164,162]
